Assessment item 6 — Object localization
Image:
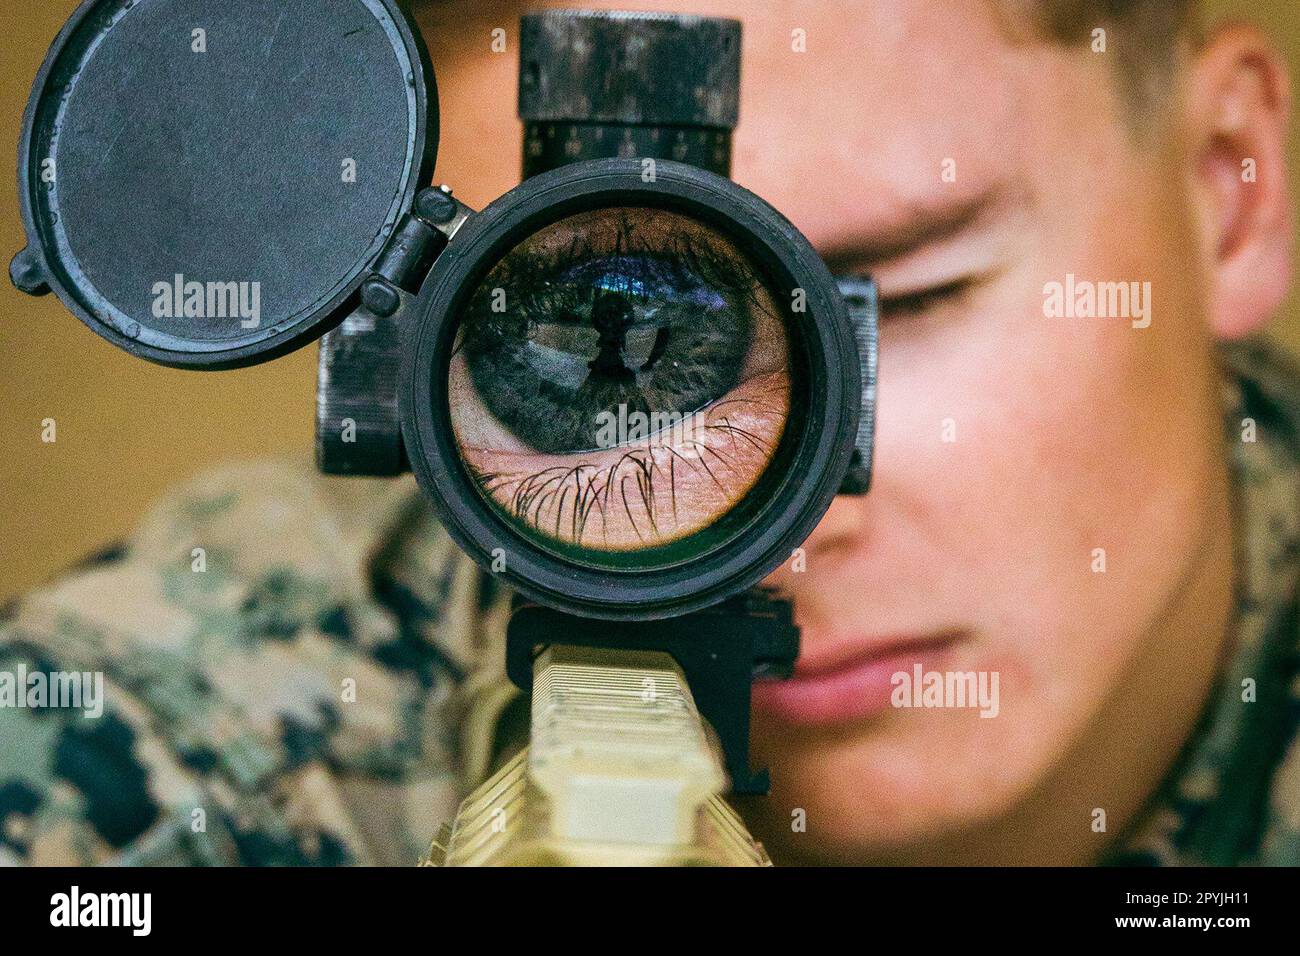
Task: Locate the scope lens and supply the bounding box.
[446,206,795,569]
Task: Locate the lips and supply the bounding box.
[752,630,967,727]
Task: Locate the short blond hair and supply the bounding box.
[1026,0,1198,110]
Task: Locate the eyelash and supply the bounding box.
[878,276,974,322]
[473,413,776,545]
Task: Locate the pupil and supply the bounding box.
[587,289,638,383]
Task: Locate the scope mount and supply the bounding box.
[505,587,799,796]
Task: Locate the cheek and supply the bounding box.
[753,196,1226,853]
[875,219,1219,695]
[754,703,1065,855]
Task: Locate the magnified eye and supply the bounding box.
[447,207,793,560]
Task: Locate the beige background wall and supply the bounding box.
[1,0,1297,602]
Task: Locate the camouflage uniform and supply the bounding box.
[0,465,512,865]
[2,341,1299,866]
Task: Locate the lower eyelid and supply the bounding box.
[459,371,790,549]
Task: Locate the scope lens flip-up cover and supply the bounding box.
[14,0,436,368]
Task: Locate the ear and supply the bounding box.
[1185,24,1294,341]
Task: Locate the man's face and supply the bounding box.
[422,0,1238,862]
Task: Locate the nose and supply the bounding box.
[763,493,872,593]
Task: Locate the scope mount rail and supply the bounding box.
[504,587,799,796]
[427,643,772,866]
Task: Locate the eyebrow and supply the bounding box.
[819,183,1017,272]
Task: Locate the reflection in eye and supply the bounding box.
[461,250,753,454]
[448,208,792,557]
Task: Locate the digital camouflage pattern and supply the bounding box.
[1,340,1298,866]
[0,464,515,865]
